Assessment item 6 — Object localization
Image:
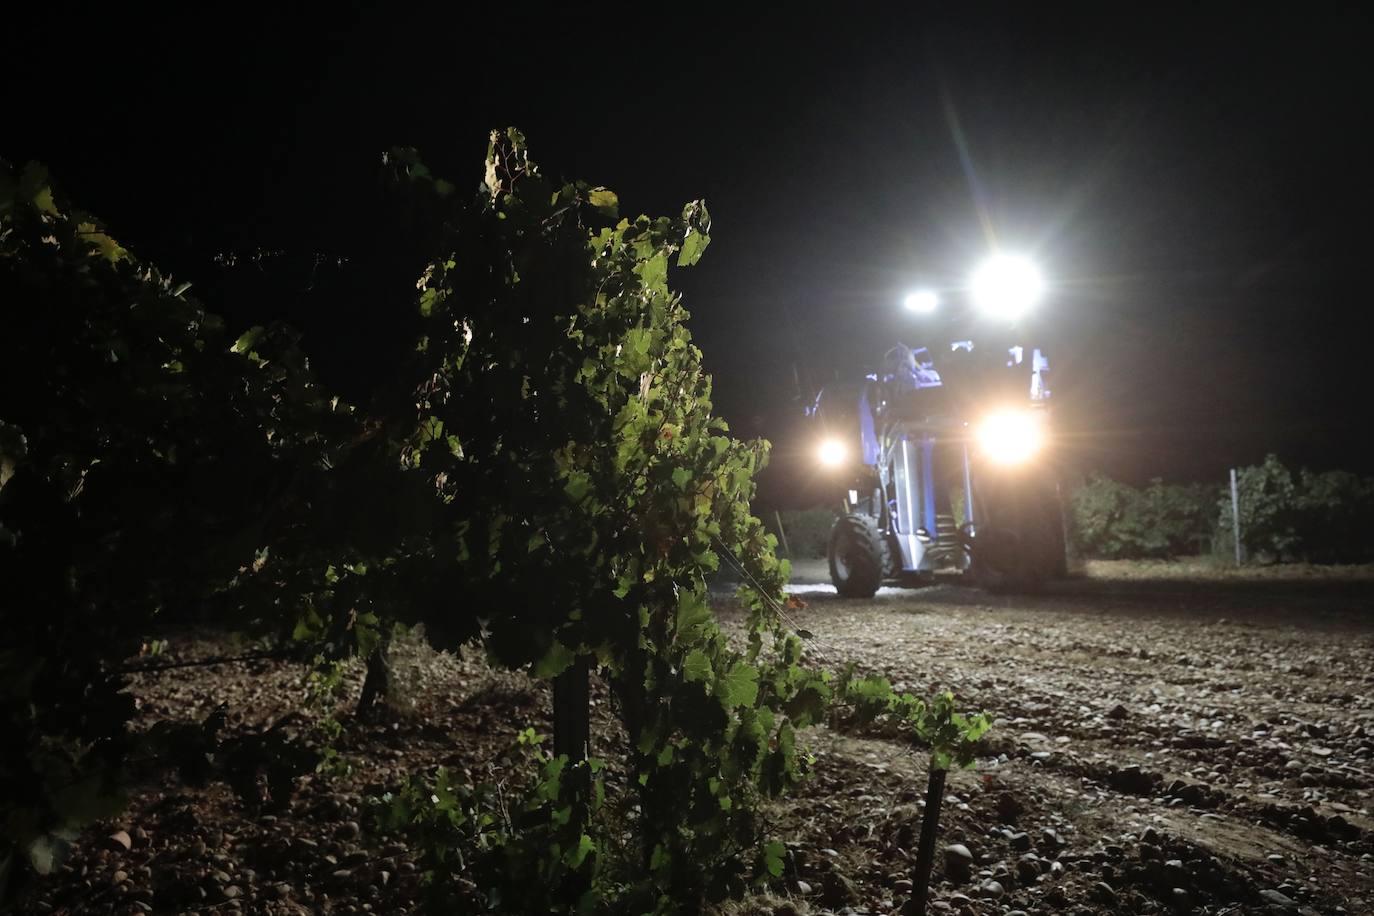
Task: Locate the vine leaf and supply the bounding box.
[27,834,69,876]
[716,663,759,709]
[682,648,713,683]
[675,591,712,641]
[762,839,785,878]
[534,641,576,679]
[566,834,596,868]
[677,228,709,267]
[586,187,618,216]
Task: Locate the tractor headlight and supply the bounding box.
[970,254,1044,321]
[817,438,848,468]
[975,409,1046,465]
[902,289,940,314]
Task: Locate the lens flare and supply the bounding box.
[902,289,940,314]
[817,439,848,467]
[976,409,1045,465]
[970,254,1044,321]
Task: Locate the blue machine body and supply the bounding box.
[812,338,1052,576]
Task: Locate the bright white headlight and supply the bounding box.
[902,289,940,314]
[817,438,848,467]
[970,254,1044,321]
[976,409,1045,465]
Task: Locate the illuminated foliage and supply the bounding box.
[1218,455,1374,563]
[365,131,814,911]
[1,139,992,913]
[1069,473,1218,559]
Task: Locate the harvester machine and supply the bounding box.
[808,255,1067,597]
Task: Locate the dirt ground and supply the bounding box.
[22,561,1374,915]
[734,560,1374,916]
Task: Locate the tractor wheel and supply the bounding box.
[828,514,889,598]
[972,526,1035,593]
[973,488,1065,593]
[1031,484,1069,581]
[1049,499,1069,578]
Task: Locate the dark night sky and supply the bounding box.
[8,6,1373,502]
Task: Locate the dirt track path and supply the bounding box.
[727,564,1374,915]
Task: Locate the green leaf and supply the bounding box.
[32,186,59,216]
[534,641,576,679]
[587,187,618,215]
[635,253,668,291]
[671,466,692,490]
[28,834,69,876]
[716,662,759,709]
[762,839,785,878]
[681,648,713,683]
[784,684,829,728]
[76,222,127,263]
[419,415,444,443]
[231,326,265,355]
[622,327,652,360]
[564,471,591,504]
[677,228,709,267]
[566,833,596,868]
[675,589,712,640]
[419,288,441,317]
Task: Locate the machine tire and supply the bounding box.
[1032,484,1069,581]
[828,514,888,598]
[973,486,1065,592]
[1049,499,1069,579]
[972,527,1036,593]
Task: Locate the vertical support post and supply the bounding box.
[553,656,591,765]
[908,765,948,916]
[1229,468,1243,567]
[773,509,792,560]
[552,656,591,896]
[356,640,390,717]
[961,443,975,527]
